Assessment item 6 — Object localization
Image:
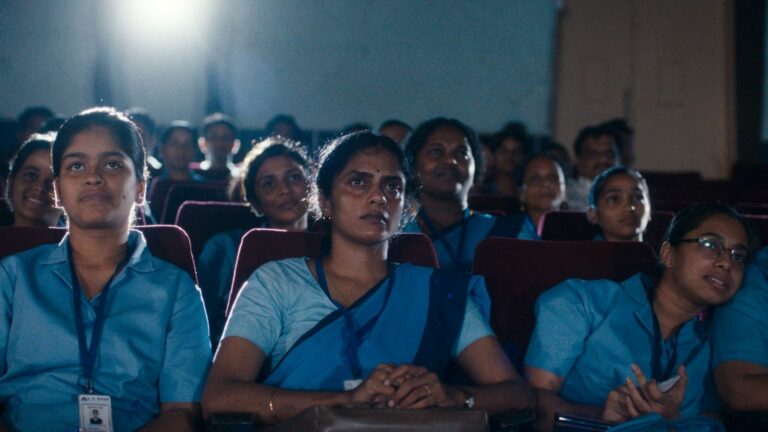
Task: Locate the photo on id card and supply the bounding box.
[78,394,112,432]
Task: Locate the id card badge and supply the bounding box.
[78,394,113,432]
[343,379,363,391]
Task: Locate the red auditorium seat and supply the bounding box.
[175,201,262,257]
[159,182,229,224]
[0,199,13,227]
[472,238,658,364]
[539,210,673,252]
[0,225,197,283]
[226,230,438,315]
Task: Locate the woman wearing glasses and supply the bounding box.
[524,204,756,430]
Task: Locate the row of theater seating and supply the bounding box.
[0,224,657,368]
[146,176,768,229]
[168,201,768,262]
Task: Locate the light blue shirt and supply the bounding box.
[223,258,493,368]
[198,228,246,342]
[403,211,499,272]
[516,214,541,241]
[0,230,212,431]
[525,273,717,417]
[713,247,768,368]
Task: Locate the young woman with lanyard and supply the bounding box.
[198,137,311,343]
[0,108,211,431]
[524,203,757,431]
[201,131,534,424]
[402,118,523,273]
[514,153,567,240]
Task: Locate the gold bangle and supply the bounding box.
[268,388,278,422]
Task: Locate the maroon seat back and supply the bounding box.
[0,225,197,283]
[175,201,262,257]
[227,230,438,315]
[147,178,186,220]
[539,210,673,252]
[160,182,229,224]
[472,238,658,363]
[745,214,768,246]
[468,195,521,215]
[0,199,13,227]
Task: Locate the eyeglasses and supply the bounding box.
[679,236,749,265]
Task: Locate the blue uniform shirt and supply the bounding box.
[198,228,247,342]
[525,273,718,417]
[224,258,494,368]
[713,247,768,368]
[403,210,525,272]
[0,230,212,431]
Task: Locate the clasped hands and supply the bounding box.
[348,363,464,409]
[601,364,688,423]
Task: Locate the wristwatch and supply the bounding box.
[459,387,475,409]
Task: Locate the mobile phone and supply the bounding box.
[552,413,611,431]
[658,374,681,392]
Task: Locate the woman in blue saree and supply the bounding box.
[202,132,534,423]
[402,118,527,273]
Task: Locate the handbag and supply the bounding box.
[259,405,489,432]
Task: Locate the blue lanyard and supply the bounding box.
[69,244,132,394]
[418,208,472,270]
[648,298,708,382]
[315,258,395,380]
[650,313,679,381]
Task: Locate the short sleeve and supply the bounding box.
[452,275,494,357]
[0,259,14,376]
[222,264,285,357]
[712,263,768,368]
[524,279,593,377]
[159,271,213,402]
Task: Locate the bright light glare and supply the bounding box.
[115,0,208,43]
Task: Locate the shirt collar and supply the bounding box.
[39,230,154,273]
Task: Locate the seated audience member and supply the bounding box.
[202,132,534,424]
[0,108,211,430]
[403,118,522,273]
[199,137,310,343]
[601,117,635,168]
[16,105,54,147]
[1,106,54,186]
[713,246,768,412]
[487,123,530,197]
[525,204,757,430]
[6,133,62,227]
[265,114,302,141]
[542,140,574,179]
[515,153,566,240]
[157,121,201,181]
[587,167,651,242]
[473,134,496,192]
[126,107,163,178]
[377,119,412,145]
[197,113,240,181]
[566,125,620,211]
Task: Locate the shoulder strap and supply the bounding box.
[411,269,471,376]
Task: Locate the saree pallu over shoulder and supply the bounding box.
[264,265,478,391]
